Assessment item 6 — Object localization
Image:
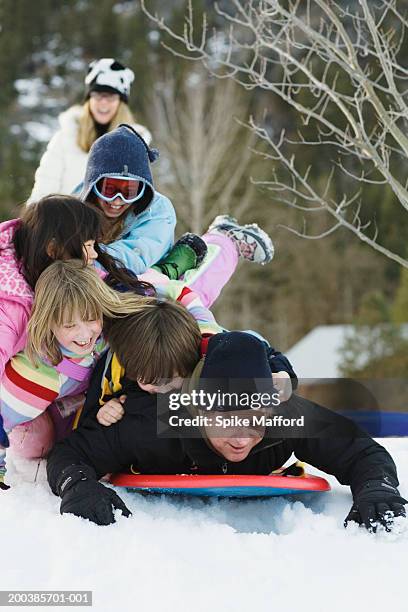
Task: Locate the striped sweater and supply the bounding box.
[0,274,221,473]
[0,339,106,478]
[0,339,106,433]
[0,278,220,431]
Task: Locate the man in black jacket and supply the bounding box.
[47,330,407,532]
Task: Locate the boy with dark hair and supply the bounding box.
[96,297,296,424]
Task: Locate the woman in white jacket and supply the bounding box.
[29,58,151,202]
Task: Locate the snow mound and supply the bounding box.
[1,439,407,612]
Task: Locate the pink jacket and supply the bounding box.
[0,219,34,378]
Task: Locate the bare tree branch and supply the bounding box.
[142,0,408,267]
[147,68,257,233]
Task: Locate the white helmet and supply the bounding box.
[85,58,135,102]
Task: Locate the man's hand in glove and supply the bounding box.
[60,478,131,526]
[345,479,407,533]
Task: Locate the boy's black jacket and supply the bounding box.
[47,351,399,496]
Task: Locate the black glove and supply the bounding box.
[60,479,131,526]
[265,345,298,390]
[57,465,131,526]
[345,479,407,532]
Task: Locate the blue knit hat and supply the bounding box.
[198,332,277,411]
[80,124,159,213]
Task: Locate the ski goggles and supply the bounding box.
[93,176,146,204]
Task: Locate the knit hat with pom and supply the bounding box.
[80,124,159,214]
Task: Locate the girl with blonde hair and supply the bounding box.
[29,59,151,201]
[0,254,226,488]
[0,260,148,488]
[0,194,151,384]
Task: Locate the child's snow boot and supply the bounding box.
[0,471,9,490]
[0,417,10,490]
[0,452,9,491]
[208,215,274,265]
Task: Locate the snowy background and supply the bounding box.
[1,4,408,610]
[1,438,407,612]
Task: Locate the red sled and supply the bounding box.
[109,473,331,497]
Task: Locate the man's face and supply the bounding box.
[206,433,263,462]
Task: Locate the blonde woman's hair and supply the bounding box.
[77,100,136,153]
[26,260,145,366]
[105,298,202,383]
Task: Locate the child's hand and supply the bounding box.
[96,395,126,426]
[272,371,292,402]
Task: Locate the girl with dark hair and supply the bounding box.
[0,256,225,489]
[0,260,150,488]
[80,124,274,284]
[0,190,271,382]
[79,124,176,275]
[0,194,152,380]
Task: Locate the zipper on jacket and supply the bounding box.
[220,440,282,474]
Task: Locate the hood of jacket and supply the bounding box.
[0,219,33,302]
[79,124,158,214]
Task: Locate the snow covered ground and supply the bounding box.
[1,438,407,612]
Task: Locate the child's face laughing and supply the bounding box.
[52,313,102,355]
[96,196,132,219]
